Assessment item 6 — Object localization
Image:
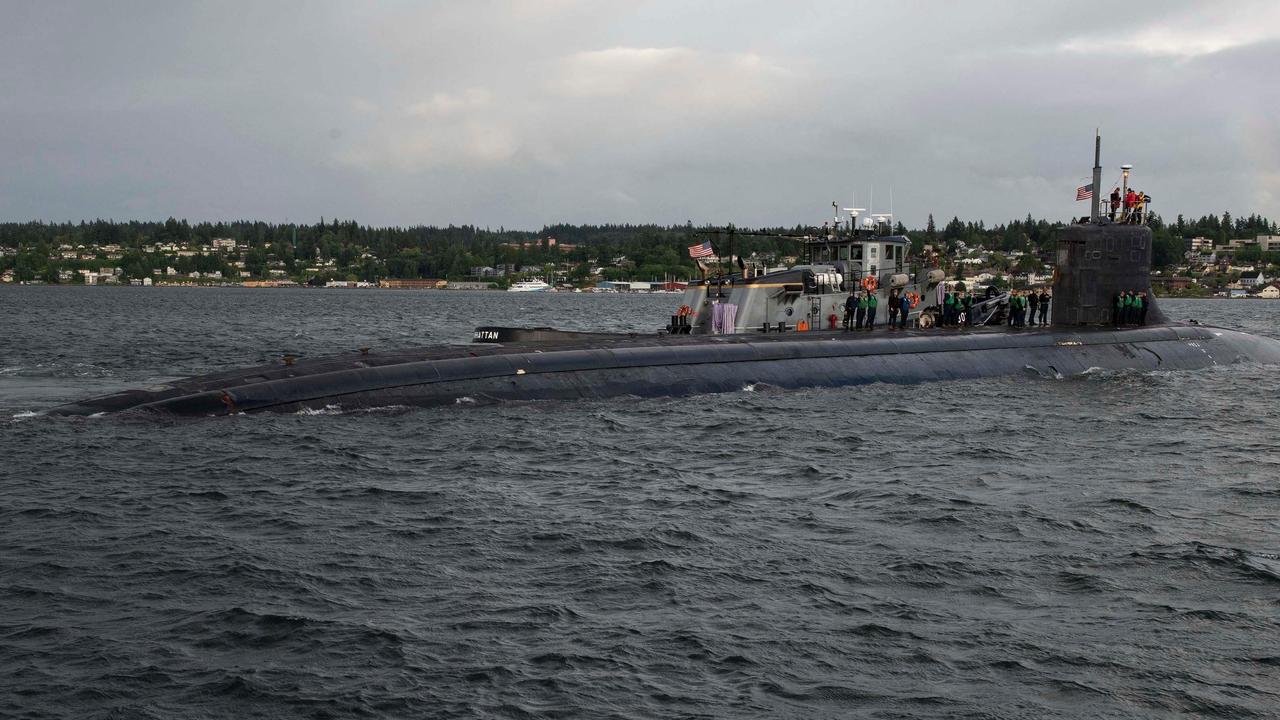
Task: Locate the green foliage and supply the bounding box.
[2,208,1275,283]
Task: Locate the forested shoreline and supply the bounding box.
[1,211,1276,285]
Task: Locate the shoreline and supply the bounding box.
[0,283,1268,299]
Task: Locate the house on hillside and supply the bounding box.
[1240,270,1268,288]
[1259,284,1280,299]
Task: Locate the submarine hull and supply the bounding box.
[47,324,1280,417]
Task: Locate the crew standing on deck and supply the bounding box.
[1110,188,1122,221]
[1138,291,1149,325]
[962,290,974,327]
[888,289,900,329]
[943,288,956,327]
[1028,289,1040,326]
[855,291,867,329]
[844,291,857,330]
[1038,289,1050,325]
[865,290,877,330]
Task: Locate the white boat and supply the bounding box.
[508,279,552,292]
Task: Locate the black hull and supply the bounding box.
[46,324,1280,417]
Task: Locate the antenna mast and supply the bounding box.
[1091,130,1102,223]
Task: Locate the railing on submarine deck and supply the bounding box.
[1100,198,1152,226]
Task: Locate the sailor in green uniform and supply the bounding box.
[864,290,878,330]
[1114,291,1125,326]
[1132,291,1143,325]
[855,292,867,329]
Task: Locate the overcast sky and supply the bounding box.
[2,1,1277,229]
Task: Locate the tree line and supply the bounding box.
[1,211,1276,284]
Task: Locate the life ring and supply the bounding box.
[906,291,920,309]
[861,276,878,292]
[796,319,810,332]
[676,304,692,317]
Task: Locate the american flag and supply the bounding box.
[687,241,715,259]
[1076,183,1093,201]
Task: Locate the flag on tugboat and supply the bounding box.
[688,241,715,258]
[1075,183,1094,201]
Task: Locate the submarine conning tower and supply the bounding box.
[1051,223,1164,326]
[1051,132,1164,327]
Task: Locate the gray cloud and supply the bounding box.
[2,0,1276,228]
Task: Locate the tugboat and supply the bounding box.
[668,206,1007,336]
[46,136,1280,417]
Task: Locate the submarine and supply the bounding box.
[48,141,1280,417]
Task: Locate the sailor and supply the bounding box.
[865,290,878,330]
[1138,291,1148,325]
[1133,291,1144,325]
[900,293,910,329]
[1123,290,1135,325]
[962,291,974,327]
[844,292,857,330]
[855,292,867,329]
[1027,289,1040,326]
[1109,187,1122,221]
[943,289,956,327]
[1038,289,1050,325]
[1123,190,1138,223]
[887,289,900,329]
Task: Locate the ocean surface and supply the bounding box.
[2,286,1279,719]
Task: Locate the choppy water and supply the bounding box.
[3,287,1279,719]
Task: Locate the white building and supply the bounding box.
[1259,284,1280,299]
[1240,270,1268,287]
[1189,236,1214,252]
[1256,235,1280,252]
